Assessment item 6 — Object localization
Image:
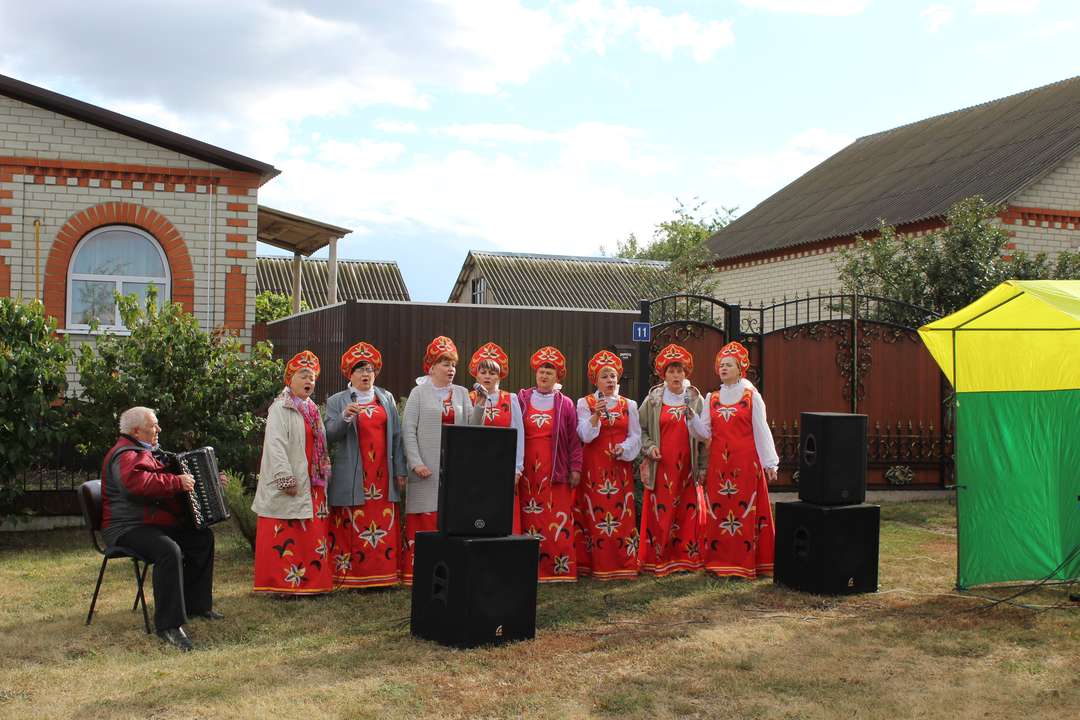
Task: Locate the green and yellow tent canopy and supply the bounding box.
[919,280,1080,588]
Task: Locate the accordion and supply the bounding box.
[161,447,231,530]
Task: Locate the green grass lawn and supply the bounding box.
[1,500,1078,720]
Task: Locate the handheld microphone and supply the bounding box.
[350,390,358,403]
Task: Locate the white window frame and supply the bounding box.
[471,276,486,304]
[66,225,171,332]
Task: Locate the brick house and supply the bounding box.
[707,75,1080,304]
[0,73,281,366]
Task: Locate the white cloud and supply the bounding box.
[259,120,676,258]
[738,0,869,16]
[373,120,420,134]
[973,0,1039,14]
[921,4,956,31]
[709,128,853,196]
[439,123,559,145]
[562,0,734,61]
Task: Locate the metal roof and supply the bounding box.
[257,205,352,257]
[257,256,410,307]
[447,250,669,309]
[707,75,1080,262]
[0,73,280,182]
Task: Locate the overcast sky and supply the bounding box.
[2,0,1077,301]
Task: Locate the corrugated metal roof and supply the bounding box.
[708,75,1080,262]
[447,250,668,309]
[257,256,410,307]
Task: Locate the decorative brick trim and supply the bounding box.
[1001,205,1080,230]
[223,266,246,330]
[225,248,249,259]
[0,158,261,193]
[0,257,9,297]
[43,202,196,327]
[713,217,949,271]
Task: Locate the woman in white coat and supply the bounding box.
[252,351,334,595]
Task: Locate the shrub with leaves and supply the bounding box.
[255,291,309,323]
[222,470,257,552]
[837,196,1080,324]
[74,289,283,474]
[0,298,72,506]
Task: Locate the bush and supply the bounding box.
[73,289,283,474]
[837,196,1080,322]
[0,298,72,507]
[222,470,257,552]
[255,291,309,323]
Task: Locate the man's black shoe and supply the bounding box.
[197,609,225,620]
[157,626,193,651]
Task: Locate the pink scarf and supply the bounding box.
[289,390,330,487]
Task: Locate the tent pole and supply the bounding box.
[952,327,962,591]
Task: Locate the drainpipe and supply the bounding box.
[33,218,42,299]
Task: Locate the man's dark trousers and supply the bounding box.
[117,524,214,630]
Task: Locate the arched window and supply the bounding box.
[67,225,171,330]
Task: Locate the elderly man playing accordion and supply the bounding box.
[100,406,225,652]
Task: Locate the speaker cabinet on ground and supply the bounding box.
[773,501,879,595]
[438,424,517,536]
[798,412,868,505]
[410,532,539,648]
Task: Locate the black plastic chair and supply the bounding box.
[78,480,153,633]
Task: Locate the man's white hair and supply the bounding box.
[119,406,156,435]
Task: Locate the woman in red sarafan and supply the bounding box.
[688,341,779,579]
[638,343,707,576]
[517,346,582,583]
[575,350,642,580]
[467,341,525,534]
[251,351,335,595]
[323,341,406,589]
[400,336,470,585]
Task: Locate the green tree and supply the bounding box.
[609,198,737,299]
[74,289,283,474]
[255,291,309,323]
[0,299,72,506]
[837,196,1080,323]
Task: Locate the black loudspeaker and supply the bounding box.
[438,425,517,536]
[773,501,879,595]
[798,412,868,505]
[410,532,540,648]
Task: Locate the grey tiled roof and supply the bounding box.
[448,250,668,310]
[708,75,1080,262]
[257,256,410,307]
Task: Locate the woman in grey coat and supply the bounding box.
[323,341,406,588]
[400,335,470,585]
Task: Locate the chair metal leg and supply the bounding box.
[86,556,109,626]
[131,560,142,611]
[132,559,152,634]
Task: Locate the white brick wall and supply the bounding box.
[706,247,844,306]
[1006,151,1080,256]
[0,95,224,169]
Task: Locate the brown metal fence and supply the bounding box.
[645,293,952,490]
[263,299,642,403]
